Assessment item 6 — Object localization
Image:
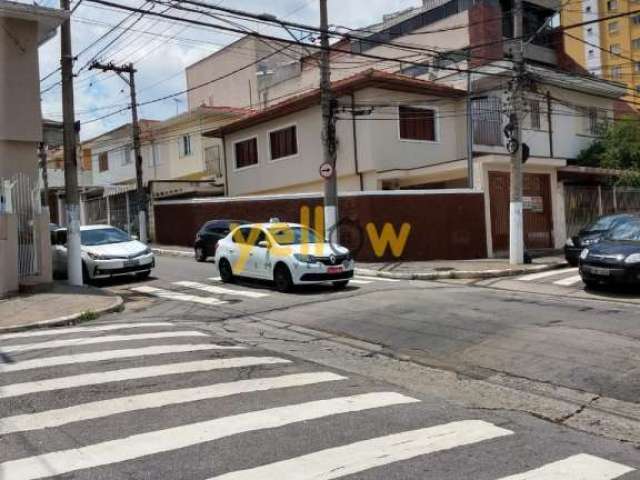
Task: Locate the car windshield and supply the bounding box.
[585,215,629,232]
[81,227,131,246]
[606,221,640,242]
[268,226,323,245]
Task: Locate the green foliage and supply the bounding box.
[575,140,605,167]
[600,119,640,170]
[615,169,640,187]
[78,310,98,323]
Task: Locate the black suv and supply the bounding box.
[194,219,248,262]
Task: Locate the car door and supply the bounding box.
[249,228,272,279]
[228,227,253,277]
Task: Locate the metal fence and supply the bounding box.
[2,173,41,278]
[565,185,640,237]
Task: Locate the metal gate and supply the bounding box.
[489,171,554,253]
[11,173,41,278]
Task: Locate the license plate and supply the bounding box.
[327,266,343,274]
[124,259,139,268]
[587,266,610,276]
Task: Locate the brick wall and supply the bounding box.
[154,192,487,261]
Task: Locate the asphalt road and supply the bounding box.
[1,255,639,479]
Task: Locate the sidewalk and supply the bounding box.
[0,284,123,333]
[151,244,567,280]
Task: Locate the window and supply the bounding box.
[587,27,593,36]
[204,145,222,177]
[633,38,640,49]
[122,146,132,166]
[399,106,436,141]
[98,152,108,172]
[529,100,541,129]
[611,65,622,79]
[608,21,619,33]
[607,0,618,11]
[585,5,592,12]
[610,43,621,54]
[633,15,640,24]
[585,107,606,135]
[234,137,258,169]
[588,49,595,58]
[180,135,192,157]
[269,125,298,160]
[636,84,640,92]
[635,62,640,72]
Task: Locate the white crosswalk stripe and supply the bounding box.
[0,322,175,341]
[0,357,290,399]
[355,275,400,282]
[174,281,270,299]
[0,343,243,373]
[210,420,513,480]
[132,286,228,305]
[553,275,584,287]
[517,268,578,282]
[349,279,373,285]
[497,454,634,480]
[0,331,208,354]
[0,392,418,480]
[0,372,346,435]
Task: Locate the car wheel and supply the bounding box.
[218,258,234,283]
[136,270,151,280]
[583,279,601,290]
[195,246,207,263]
[274,264,293,293]
[333,280,349,289]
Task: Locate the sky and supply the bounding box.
[35,0,422,140]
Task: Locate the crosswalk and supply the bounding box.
[130,274,397,307]
[516,267,584,288]
[0,322,635,479]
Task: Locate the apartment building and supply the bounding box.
[562,0,640,108]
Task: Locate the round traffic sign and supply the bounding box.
[319,162,334,179]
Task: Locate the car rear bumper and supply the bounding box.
[579,263,640,284]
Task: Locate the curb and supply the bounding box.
[152,247,194,259]
[0,295,125,334]
[151,246,568,281]
[355,262,568,281]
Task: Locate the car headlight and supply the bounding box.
[86,251,106,260]
[142,247,152,255]
[565,238,574,247]
[294,253,317,264]
[624,253,640,264]
[580,248,590,260]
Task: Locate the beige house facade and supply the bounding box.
[0,0,66,297]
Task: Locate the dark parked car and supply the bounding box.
[194,219,248,262]
[579,218,640,288]
[564,214,636,266]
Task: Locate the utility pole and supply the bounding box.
[508,0,525,264]
[319,0,339,244]
[38,142,49,208]
[90,61,148,243]
[60,0,83,286]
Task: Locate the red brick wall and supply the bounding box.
[154,192,487,261]
[468,1,504,68]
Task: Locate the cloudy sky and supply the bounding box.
[35,0,421,140]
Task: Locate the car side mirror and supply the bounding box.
[258,240,270,249]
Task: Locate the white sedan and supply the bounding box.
[214,222,354,292]
[52,225,155,283]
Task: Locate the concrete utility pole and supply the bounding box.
[319,0,339,244]
[508,0,525,265]
[38,143,49,208]
[90,61,148,243]
[60,0,83,286]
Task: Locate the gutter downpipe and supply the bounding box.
[466,68,474,189]
[221,133,229,197]
[351,93,364,191]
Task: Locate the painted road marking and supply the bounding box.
[0,357,290,399]
[210,420,513,480]
[131,286,228,306]
[0,343,243,373]
[174,281,270,299]
[0,331,208,354]
[553,275,584,287]
[497,454,634,480]
[209,276,221,282]
[0,372,346,435]
[355,275,400,282]
[0,322,175,341]
[517,268,578,282]
[0,392,419,480]
[349,279,373,285]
